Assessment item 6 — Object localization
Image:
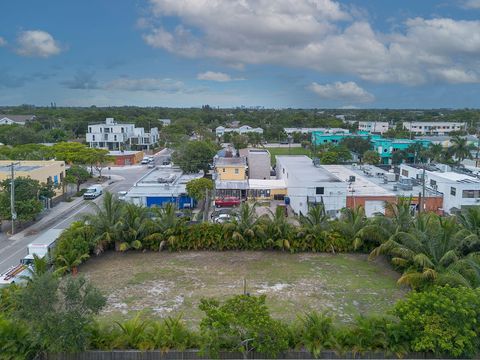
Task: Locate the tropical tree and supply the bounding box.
[83,192,124,253]
[296,312,336,358]
[449,136,475,163]
[425,143,445,163]
[370,213,480,289]
[264,205,294,250]
[223,202,265,248]
[55,251,90,276]
[117,203,150,251]
[65,165,91,192]
[362,150,380,165]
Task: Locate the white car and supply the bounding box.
[117,190,128,201]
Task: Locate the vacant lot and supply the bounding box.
[81,251,406,326]
[267,147,312,165]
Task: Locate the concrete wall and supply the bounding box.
[247,151,270,180]
[346,195,443,216]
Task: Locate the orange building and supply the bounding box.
[108,150,144,166]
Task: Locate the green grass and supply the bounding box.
[81,251,407,327]
[267,147,312,165]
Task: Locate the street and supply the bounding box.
[0,149,171,273]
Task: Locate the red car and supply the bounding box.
[215,197,241,208]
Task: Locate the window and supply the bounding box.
[451,187,456,196]
[222,168,226,173]
[234,168,239,174]
[114,135,117,141]
[316,187,324,195]
[92,135,95,141]
[401,169,409,177]
[463,190,480,198]
[121,127,124,133]
[430,179,437,187]
[88,127,92,133]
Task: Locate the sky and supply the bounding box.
[1,0,480,108]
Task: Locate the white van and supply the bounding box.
[83,185,103,200]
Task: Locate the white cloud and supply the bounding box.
[308,81,375,103]
[197,71,244,82]
[16,30,61,57]
[0,37,6,47]
[142,0,480,85]
[104,77,185,92]
[463,0,480,9]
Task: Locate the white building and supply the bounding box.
[276,155,347,216]
[215,125,264,137]
[358,121,389,134]
[124,166,203,209]
[400,163,480,214]
[86,118,159,150]
[159,119,171,126]
[284,127,350,135]
[403,121,466,135]
[0,114,35,125]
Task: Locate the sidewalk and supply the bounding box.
[7,174,125,241]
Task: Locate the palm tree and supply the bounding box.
[299,203,330,231]
[370,213,480,289]
[118,203,150,251]
[114,313,151,350]
[223,202,265,247]
[335,206,385,251]
[84,192,124,253]
[450,136,475,163]
[264,205,294,250]
[455,207,480,255]
[426,143,445,163]
[55,251,89,276]
[143,203,186,250]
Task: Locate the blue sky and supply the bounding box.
[1,0,480,108]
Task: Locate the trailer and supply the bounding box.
[0,264,31,287]
[20,228,63,266]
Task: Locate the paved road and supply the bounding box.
[0,149,170,273]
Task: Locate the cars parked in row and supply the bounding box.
[214,196,241,208]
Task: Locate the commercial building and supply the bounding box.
[214,156,248,199]
[247,179,287,200]
[0,114,35,125]
[399,163,480,214]
[358,121,389,134]
[311,131,431,165]
[322,164,443,216]
[240,149,271,180]
[0,160,65,197]
[123,166,203,209]
[215,125,264,137]
[403,121,466,135]
[108,150,144,166]
[276,155,347,216]
[86,118,159,150]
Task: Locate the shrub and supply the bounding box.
[393,285,480,358]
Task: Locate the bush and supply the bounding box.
[393,286,480,358]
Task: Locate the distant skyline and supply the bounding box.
[1,0,480,108]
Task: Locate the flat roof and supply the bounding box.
[0,165,41,172]
[322,165,392,196]
[108,150,142,156]
[215,157,247,167]
[276,155,342,183]
[248,179,286,189]
[215,180,248,190]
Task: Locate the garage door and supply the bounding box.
[146,196,174,208]
[365,200,385,217]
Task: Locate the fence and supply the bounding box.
[46,350,437,360]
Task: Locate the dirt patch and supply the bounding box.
[81,251,407,326]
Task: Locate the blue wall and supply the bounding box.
[146,196,194,209]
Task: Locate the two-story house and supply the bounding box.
[214,156,248,199]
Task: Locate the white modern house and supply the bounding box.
[0,114,35,125]
[358,121,389,134]
[403,122,466,135]
[215,125,264,137]
[86,118,159,150]
[400,163,480,214]
[159,119,171,126]
[276,155,347,217]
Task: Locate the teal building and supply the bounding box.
[311,131,431,164]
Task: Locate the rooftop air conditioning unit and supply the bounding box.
[349,175,356,183]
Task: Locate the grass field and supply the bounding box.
[266,147,312,165]
[81,251,407,326]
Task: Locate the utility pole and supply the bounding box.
[8,162,20,235]
[420,163,426,213]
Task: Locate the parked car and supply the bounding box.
[141,158,150,165]
[83,185,103,200]
[117,190,128,201]
[214,213,232,224]
[147,163,156,169]
[215,197,241,208]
